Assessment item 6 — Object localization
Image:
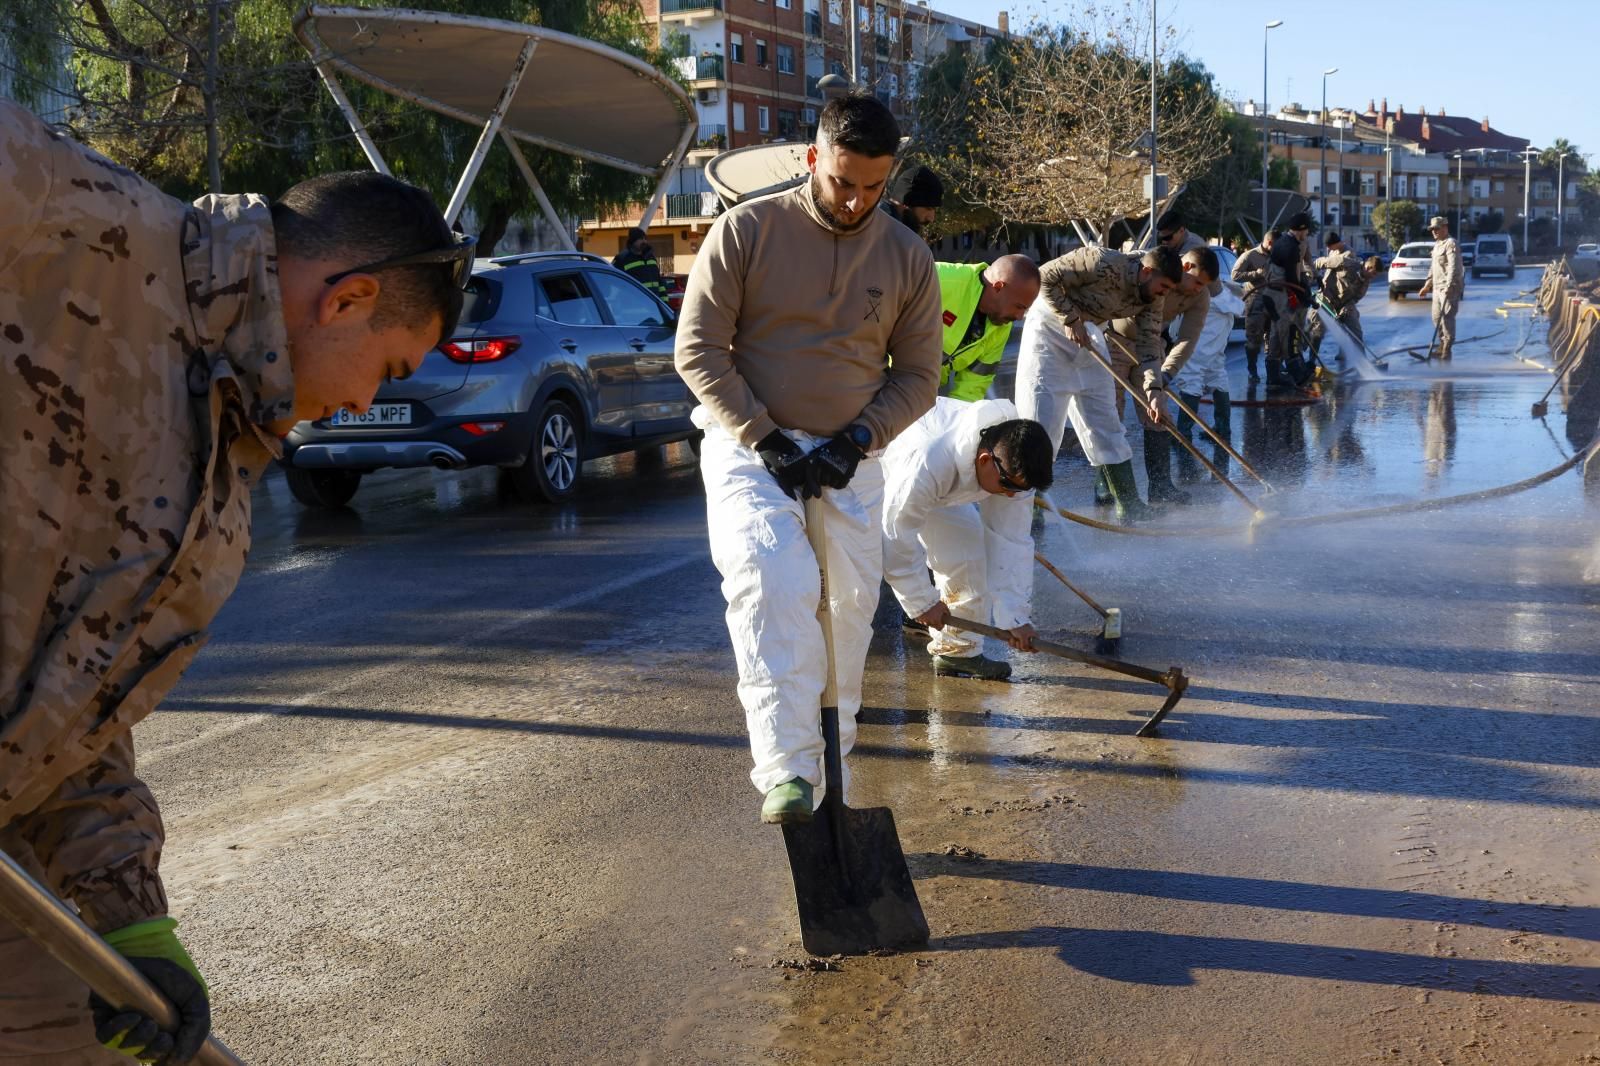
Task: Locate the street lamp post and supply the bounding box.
[1319,66,1337,247]
[1453,151,1464,236]
[1260,20,1282,231]
[1522,146,1539,253]
[1556,149,1571,249]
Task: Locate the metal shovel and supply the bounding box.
[945,616,1189,737]
[780,497,929,956]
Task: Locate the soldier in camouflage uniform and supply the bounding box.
[1417,215,1465,359]
[1307,232,1380,359]
[1110,246,1220,505]
[1261,213,1316,391]
[0,99,465,1063]
[1018,244,1182,522]
[1231,230,1277,382]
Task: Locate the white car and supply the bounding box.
[1574,243,1599,260]
[1387,241,1435,299]
[1472,233,1515,278]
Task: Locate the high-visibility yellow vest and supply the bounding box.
[936,261,1012,402]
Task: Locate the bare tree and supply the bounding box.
[936,4,1223,239]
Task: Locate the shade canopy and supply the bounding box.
[294,5,694,177]
[706,142,811,206]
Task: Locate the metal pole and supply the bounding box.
[1149,0,1157,249]
[444,38,539,226]
[1523,147,1534,255]
[0,851,245,1066]
[1319,75,1327,241]
[848,0,860,86]
[310,59,392,175]
[205,0,221,193]
[501,133,575,252]
[1455,152,1463,235]
[1260,25,1272,229]
[1558,151,1567,249]
[636,120,697,233]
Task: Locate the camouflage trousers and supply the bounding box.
[1243,292,1270,355]
[0,830,124,1063]
[1432,290,1462,352]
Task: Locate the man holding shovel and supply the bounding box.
[0,99,464,1063]
[675,93,942,826]
[881,399,1054,680]
[1417,216,1465,360]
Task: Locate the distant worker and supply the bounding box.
[1232,229,1278,382]
[1017,244,1183,522]
[1417,215,1465,360]
[1170,272,1246,479]
[1308,232,1380,359]
[1155,210,1207,256]
[883,164,944,237]
[674,93,942,826]
[882,399,1052,680]
[0,99,464,1064]
[1262,213,1315,390]
[1110,246,1220,505]
[936,255,1041,401]
[612,226,668,299]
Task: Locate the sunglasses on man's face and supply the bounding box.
[323,234,478,346]
[988,452,1028,493]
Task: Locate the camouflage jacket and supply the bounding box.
[1111,283,1211,379]
[0,101,293,930]
[1429,238,1464,297]
[1038,247,1163,369]
[1232,245,1272,295]
[1315,248,1370,311]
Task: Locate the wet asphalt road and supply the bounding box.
[138,269,1600,1064]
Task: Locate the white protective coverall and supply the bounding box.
[1171,279,1247,395]
[881,398,1035,659]
[1014,296,1133,466]
[693,408,885,801]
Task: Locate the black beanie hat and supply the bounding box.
[903,166,944,209]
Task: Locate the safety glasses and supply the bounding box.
[324,234,478,346]
[989,452,1028,494]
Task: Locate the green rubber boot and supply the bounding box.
[1211,390,1233,474]
[1144,428,1192,505]
[1101,460,1154,523]
[1093,466,1114,506]
[760,779,813,825]
[932,653,1013,680]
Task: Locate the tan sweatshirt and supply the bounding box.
[675,181,942,450]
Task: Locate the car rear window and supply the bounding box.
[1398,245,1432,259]
[1479,238,1509,253]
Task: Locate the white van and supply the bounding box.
[1473,234,1515,278]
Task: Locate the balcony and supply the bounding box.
[661,0,721,13]
[668,192,720,219]
[690,54,723,80]
[805,10,822,36]
[693,124,727,151]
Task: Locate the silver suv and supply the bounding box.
[281,252,695,506]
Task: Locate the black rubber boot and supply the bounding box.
[1246,347,1261,382]
[1285,355,1312,387]
[1211,390,1233,474]
[1174,391,1202,482]
[1093,466,1115,506]
[1143,428,1191,505]
[1102,459,1153,523]
[1266,359,1294,393]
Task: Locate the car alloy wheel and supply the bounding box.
[541,408,578,491]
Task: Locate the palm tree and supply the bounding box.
[1540,138,1579,170]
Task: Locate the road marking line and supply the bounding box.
[145,552,705,765]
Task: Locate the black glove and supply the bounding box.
[91,956,210,1065]
[810,430,866,491]
[756,430,817,500]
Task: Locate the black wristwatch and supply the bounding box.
[845,423,872,452]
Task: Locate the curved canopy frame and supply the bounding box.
[294,5,696,247]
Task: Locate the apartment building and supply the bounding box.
[577,0,1008,272]
[1241,97,1583,252]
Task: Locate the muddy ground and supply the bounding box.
[138,269,1600,1064]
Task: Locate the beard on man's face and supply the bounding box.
[809,175,876,233]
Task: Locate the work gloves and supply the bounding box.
[91,916,211,1066]
[755,427,868,498]
[809,431,866,491]
[757,429,820,499]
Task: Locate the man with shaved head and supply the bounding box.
[935,253,1041,402]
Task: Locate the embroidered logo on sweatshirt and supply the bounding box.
[864,286,883,323]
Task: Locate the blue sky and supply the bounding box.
[946,0,1599,167]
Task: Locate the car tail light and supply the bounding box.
[460,421,507,436]
[441,336,522,363]
[1391,260,1405,268]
